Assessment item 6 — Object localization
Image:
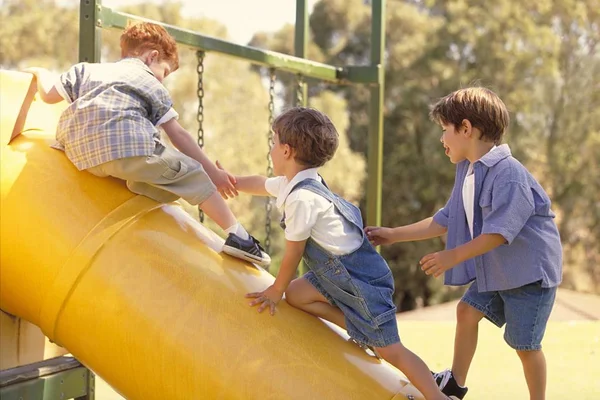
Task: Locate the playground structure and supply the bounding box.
[0,1,421,399]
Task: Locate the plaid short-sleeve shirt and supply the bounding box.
[54,58,178,170]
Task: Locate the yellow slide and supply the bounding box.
[0,70,420,400]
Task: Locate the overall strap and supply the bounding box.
[286,178,365,231]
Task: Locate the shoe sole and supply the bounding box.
[222,245,271,267]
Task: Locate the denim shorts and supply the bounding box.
[461,280,557,350]
[303,252,400,349]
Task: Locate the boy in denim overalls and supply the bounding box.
[366,88,562,399]
[25,22,269,266]
[233,107,449,400]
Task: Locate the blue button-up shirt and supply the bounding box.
[433,144,563,292]
[54,58,176,170]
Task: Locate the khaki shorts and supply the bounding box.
[87,143,216,205]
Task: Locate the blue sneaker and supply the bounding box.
[222,233,271,267]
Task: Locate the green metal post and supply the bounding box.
[295,0,309,276]
[367,0,386,229]
[294,0,308,106]
[79,0,103,63]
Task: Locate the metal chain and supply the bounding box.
[264,68,276,254]
[197,51,205,223]
[296,74,305,107]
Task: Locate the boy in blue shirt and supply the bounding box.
[26,22,269,266]
[366,87,562,399]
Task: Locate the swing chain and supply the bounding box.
[196,51,205,149]
[265,68,276,254]
[197,50,205,223]
[296,74,305,107]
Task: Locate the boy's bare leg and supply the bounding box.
[197,191,237,231]
[287,278,447,399]
[376,343,447,400]
[517,349,546,400]
[285,277,346,328]
[451,301,485,386]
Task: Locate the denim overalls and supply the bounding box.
[281,178,400,348]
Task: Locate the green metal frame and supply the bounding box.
[294,0,309,105]
[0,356,95,400]
[79,0,386,228]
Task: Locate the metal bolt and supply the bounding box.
[96,19,102,27]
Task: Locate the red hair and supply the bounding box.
[120,22,179,70]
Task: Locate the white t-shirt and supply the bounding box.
[265,168,363,255]
[462,146,498,239]
[462,163,475,238]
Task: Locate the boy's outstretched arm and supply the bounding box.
[161,118,238,199]
[23,67,63,104]
[420,233,505,278]
[246,239,306,316]
[230,174,270,196]
[365,217,447,246]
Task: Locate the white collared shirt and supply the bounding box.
[265,168,362,255]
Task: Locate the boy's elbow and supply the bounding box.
[39,89,63,104]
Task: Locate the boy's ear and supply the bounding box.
[283,143,293,159]
[144,50,160,65]
[461,119,473,137]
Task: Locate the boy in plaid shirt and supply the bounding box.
[26,22,270,266]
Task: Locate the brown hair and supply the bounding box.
[429,87,509,144]
[120,22,179,70]
[272,107,339,168]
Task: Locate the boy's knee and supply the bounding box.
[285,279,303,307]
[516,349,542,360]
[374,342,407,364]
[456,301,484,324]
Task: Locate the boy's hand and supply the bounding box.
[420,249,458,278]
[245,285,284,316]
[211,167,238,199]
[364,226,395,246]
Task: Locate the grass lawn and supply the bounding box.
[397,320,600,399]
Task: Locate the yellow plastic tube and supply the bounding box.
[0,70,422,400]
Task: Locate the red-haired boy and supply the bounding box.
[26,22,270,266]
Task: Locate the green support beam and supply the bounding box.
[340,65,383,86]
[78,2,380,85]
[294,0,309,276]
[79,0,102,63]
[100,8,343,83]
[0,356,95,400]
[366,0,386,229]
[294,0,309,106]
